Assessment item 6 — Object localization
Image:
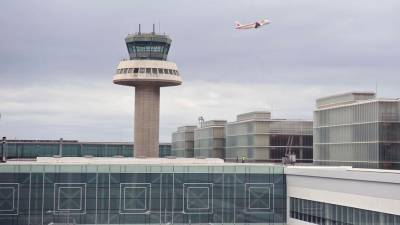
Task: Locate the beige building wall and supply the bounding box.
[194,120,226,159]
[171,126,196,157]
[226,111,313,162]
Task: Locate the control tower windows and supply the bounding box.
[135,46,143,52]
[117,67,179,76]
[151,46,164,53]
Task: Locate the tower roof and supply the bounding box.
[125,32,172,61]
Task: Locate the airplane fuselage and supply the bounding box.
[235,19,270,30]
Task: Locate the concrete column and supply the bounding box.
[134,85,160,157]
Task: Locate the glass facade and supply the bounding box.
[0,163,286,225]
[226,118,313,163]
[314,100,400,169]
[171,126,196,158]
[125,33,172,61]
[290,197,400,225]
[1,141,171,159]
[194,121,226,159]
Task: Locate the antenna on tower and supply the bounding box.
[153,24,155,34]
[138,24,141,34]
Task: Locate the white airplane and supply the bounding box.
[234,19,270,30]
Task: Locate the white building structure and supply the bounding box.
[286,166,400,224]
[314,92,400,169]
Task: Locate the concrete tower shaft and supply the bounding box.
[113,32,182,157]
[134,85,160,157]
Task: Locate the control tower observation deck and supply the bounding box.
[113,29,182,157]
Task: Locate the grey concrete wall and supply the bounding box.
[134,85,160,157]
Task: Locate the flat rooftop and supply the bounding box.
[3,157,225,165]
[0,157,285,174]
[285,165,400,183]
[3,158,400,177]
[1,157,281,167]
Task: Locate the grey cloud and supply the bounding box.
[1,0,400,141]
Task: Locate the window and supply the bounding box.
[152,68,157,74]
[146,68,151,74]
[128,68,133,73]
[158,68,163,74]
[289,197,400,224]
[163,69,169,74]
[123,68,128,73]
[136,46,145,52]
[139,68,145,73]
[133,68,139,73]
[168,69,173,74]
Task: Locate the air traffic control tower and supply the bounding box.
[113,26,182,157]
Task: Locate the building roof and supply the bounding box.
[4,140,171,145]
[2,157,224,165]
[237,111,271,121]
[316,91,376,108]
[285,165,400,184]
[198,120,227,128]
[314,97,400,111]
[176,125,197,132]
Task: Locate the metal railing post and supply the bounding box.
[1,137,7,162]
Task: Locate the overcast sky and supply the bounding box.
[1,0,400,142]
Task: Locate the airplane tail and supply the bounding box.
[234,21,242,27]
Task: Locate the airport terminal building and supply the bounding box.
[314,92,400,169]
[1,156,400,225]
[0,157,286,225]
[1,140,171,159]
